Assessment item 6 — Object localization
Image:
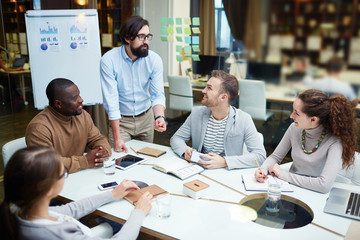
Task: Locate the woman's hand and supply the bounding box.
[255,168,268,183]
[135,191,153,215]
[111,179,139,199]
[268,164,282,177]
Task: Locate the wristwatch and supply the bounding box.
[155,115,165,120]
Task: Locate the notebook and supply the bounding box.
[136,147,166,158]
[124,184,168,205]
[323,187,360,220]
[153,156,204,180]
[241,173,293,192]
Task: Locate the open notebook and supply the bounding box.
[242,173,293,192]
[153,156,204,180]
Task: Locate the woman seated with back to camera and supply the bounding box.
[255,89,357,193]
[0,146,152,240]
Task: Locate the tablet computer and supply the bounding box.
[115,154,145,170]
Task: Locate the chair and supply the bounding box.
[168,76,201,112]
[2,137,27,166]
[335,152,360,186]
[238,79,274,121]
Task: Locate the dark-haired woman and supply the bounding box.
[255,89,357,193]
[0,146,152,240]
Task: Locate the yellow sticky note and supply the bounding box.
[184,27,191,35]
[192,27,201,34]
[167,35,174,42]
[184,17,191,25]
[167,27,174,34]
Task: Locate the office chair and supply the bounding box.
[2,137,27,166]
[238,79,274,122]
[168,75,201,112]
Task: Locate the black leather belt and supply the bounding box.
[121,107,151,118]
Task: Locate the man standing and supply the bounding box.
[170,70,266,169]
[26,78,111,173]
[100,16,166,153]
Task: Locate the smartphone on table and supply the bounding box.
[97,181,119,191]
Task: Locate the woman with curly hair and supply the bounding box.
[255,89,357,193]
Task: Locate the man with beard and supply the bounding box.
[26,78,111,173]
[100,16,166,152]
[170,70,266,169]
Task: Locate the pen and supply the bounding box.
[130,147,138,155]
[255,159,260,169]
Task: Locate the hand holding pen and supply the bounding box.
[254,159,268,183]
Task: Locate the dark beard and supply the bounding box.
[131,44,149,58]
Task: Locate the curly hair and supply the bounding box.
[298,89,357,169]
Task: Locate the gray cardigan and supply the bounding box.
[17,191,145,240]
[170,106,266,169]
[261,123,343,193]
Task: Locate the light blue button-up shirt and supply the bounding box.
[100,45,165,120]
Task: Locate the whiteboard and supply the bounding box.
[25,9,102,109]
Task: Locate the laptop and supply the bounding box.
[12,58,26,68]
[323,187,360,220]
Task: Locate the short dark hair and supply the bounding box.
[211,70,239,104]
[46,78,74,108]
[326,57,344,73]
[119,16,149,45]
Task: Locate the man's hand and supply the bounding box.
[86,146,109,167]
[184,148,196,161]
[113,136,128,153]
[255,168,268,183]
[154,117,166,132]
[268,164,282,177]
[198,152,227,169]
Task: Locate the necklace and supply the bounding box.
[301,129,326,154]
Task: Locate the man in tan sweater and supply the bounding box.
[26,78,111,173]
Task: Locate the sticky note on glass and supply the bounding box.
[167,35,174,42]
[167,27,174,34]
[185,54,192,57]
[184,45,191,54]
[192,45,200,52]
[176,45,182,53]
[160,35,168,42]
[160,26,167,34]
[176,55,183,62]
[176,18,182,25]
[176,27,182,34]
[168,18,174,25]
[160,17,167,25]
[184,36,191,44]
[192,17,200,26]
[176,36,183,42]
[192,27,201,34]
[192,54,200,61]
[192,36,199,44]
[184,17,191,25]
[184,27,191,35]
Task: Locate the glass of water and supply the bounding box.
[103,157,115,175]
[156,194,171,218]
[265,183,281,215]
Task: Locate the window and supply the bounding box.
[215,0,234,52]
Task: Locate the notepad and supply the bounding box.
[153,156,204,180]
[242,174,293,192]
[136,147,166,158]
[124,184,168,205]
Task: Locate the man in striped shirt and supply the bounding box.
[170,70,266,169]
